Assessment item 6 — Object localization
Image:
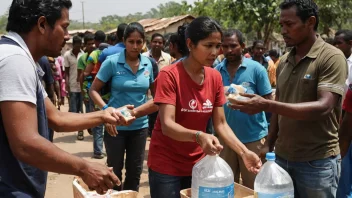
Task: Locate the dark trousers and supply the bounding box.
[104,128,148,191]
[149,168,192,198]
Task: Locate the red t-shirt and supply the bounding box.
[147,62,226,176]
[343,86,352,113]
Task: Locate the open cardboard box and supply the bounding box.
[180,183,254,198]
[73,178,138,198]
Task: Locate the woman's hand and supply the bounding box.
[104,123,118,137]
[197,133,223,156]
[242,150,262,174]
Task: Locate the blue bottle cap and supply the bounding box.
[266,152,276,161]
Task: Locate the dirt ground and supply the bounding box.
[45,103,151,198]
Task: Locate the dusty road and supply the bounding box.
[45,103,151,198]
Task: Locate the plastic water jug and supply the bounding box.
[191,155,234,198]
[254,152,294,198]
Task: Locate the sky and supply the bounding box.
[0,0,198,23]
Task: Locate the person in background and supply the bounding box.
[0,0,132,196]
[107,33,117,46]
[82,30,107,159]
[229,0,347,196]
[64,36,84,140]
[48,57,62,110]
[147,16,261,198]
[38,56,55,104]
[76,33,95,138]
[251,40,270,69]
[90,22,157,192]
[98,23,128,64]
[334,29,352,93]
[244,47,252,58]
[168,25,189,63]
[337,84,352,198]
[215,29,272,189]
[143,33,172,71]
[267,49,280,88]
[56,55,67,107]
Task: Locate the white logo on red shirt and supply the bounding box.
[189,99,197,109]
[203,99,213,109]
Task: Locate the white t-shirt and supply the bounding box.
[0,32,47,105]
[64,50,82,93]
[346,54,352,87]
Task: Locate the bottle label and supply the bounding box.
[198,183,234,198]
[254,191,294,198]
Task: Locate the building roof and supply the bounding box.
[106,15,194,34]
[68,29,95,35]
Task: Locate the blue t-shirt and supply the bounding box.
[98,42,125,64]
[97,50,154,131]
[215,58,272,143]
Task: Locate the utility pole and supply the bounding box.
[81,1,85,29]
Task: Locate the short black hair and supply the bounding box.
[151,33,164,43]
[252,40,264,49]
[84,33,94,44]
[72,36,82,45]
[94,30,106,43]
[6,0,72,34]
[107,34,117,42]
[123,22,145,41]
[223,29,245,45]
[169,24,189,56]
[186,16,222,45]
[279,0,319,31]
[117,23,128,42]
[335,30,352,43]
[269,49,279,58]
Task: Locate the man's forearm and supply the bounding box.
[134,99,159,118]
[266,113,279,151]
[14,135,87,177]
[266,99,334,121]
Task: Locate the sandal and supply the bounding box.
[77,131,84,140]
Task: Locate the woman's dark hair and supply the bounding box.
[94,30,106,43]
[151,33,164,43]
[117,23,128,42]
[268,49,279,58]
[6,0,72,34]
[280,0,319,31]
[185,16,222,45]
[72,36,82,45]
[107,34,117,42]
[169,24,188,56]
[252,40,264,49]
[123,22,145,41]
[223,29,245,45]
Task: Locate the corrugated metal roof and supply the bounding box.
[143,15,194,32]
[68,29,95,35]
[105,15,194,34]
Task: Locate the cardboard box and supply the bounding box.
[180,183,254,198]
[73,178,138,198]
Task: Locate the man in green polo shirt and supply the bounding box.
[228,0,348,197]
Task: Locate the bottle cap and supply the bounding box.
[266,152,275,161]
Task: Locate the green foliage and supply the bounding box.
[0,0,351,43]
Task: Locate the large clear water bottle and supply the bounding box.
[254,152,294,198]
[191,155,234,198]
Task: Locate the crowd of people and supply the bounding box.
[0,0,352,198]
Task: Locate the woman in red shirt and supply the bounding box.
[148,16,262,198]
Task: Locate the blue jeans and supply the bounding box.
[68,92,82,113]
[104,128,148,191]
[337,144,352,198]
[92,124,104,155]
[149,168,192,198]
[276,154,341,198]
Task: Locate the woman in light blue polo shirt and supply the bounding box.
[90,22,154,192]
